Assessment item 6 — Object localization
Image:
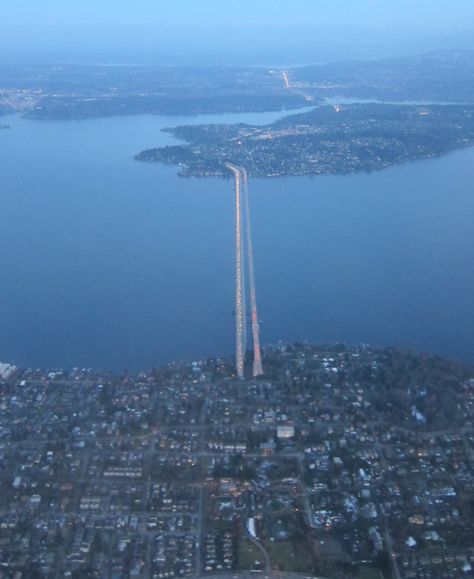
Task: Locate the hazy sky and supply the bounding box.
[2,0,474,64]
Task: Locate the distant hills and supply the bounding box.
[1,50,474,120]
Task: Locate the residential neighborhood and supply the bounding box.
[0,343,473,578]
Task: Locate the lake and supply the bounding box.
[1,111,473,369]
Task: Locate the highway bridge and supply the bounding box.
[226,164,264,379]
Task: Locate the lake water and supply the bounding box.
[1,111,473,369]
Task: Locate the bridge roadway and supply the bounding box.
[226,163,245,379]
[241,168,264,377]
[193,573,329,579]
[226,163,264,378]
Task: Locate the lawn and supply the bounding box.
[356,567,384,579]
[238,539,265,570]
[266,540,313,572]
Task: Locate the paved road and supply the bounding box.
[196,573,329,579]
[246,532,271,573]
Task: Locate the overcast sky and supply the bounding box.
[2,0,474,64]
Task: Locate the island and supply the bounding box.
[135,103,474,177]
[0,343,473,577]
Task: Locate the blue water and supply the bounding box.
[1,112,473,369]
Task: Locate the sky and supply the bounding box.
[1,0,474,64]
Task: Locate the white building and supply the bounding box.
[0,363,16,380]
[277,425,295,439]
